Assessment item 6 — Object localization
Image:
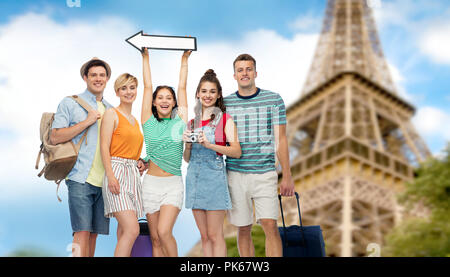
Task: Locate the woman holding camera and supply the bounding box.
[183,69,241,257]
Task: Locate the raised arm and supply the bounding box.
[141,48,154,124]
[177,50,192,123]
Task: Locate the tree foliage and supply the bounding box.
[7,245,55,257]
[226,225,266,257]
[383,144,450,257]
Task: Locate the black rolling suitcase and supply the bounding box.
[278,192,326,257]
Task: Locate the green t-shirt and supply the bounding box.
[142,114,186,176]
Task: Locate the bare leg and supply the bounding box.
[193,209,213,257]
[146,212,166,257]
[89,233,98,257]
[157,205,181,257]
[72,231,90,257]
[117,224,123,242]
[260,219,282,257]
[237,224,255,257]
[206,210,227,257]
[113,210,139,257]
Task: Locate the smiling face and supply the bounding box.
[114,73,138,105]
[83,65,109,95]
[233,60,257,90]
[153,87,176,118]
[197,81,219,108]
[116,81,137,104]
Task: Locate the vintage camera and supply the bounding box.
[188,132,200,143]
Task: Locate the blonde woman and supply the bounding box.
[100,73,145,257]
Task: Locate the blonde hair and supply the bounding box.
[114,73,138,92]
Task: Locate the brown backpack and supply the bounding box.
[35,95,93,202]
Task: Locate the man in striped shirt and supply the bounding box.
[224,54,295,257]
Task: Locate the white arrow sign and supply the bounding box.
[126,31,197,52]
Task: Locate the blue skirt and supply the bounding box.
[185,156,232,210]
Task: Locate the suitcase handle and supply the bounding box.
[278,192,306,246]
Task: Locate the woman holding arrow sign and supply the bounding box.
[139,47,191,257]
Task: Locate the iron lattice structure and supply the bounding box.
[188,0,430,257]
[302,0,396,96]
[284,0,431,256]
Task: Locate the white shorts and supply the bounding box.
[142,174,184,215]
[226,170,279,226]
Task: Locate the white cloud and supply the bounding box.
[372,0,443,30]
[371,0,450,66]
[387,62,407,98]
[386,61,424,104]
[372,0,414,29]
[419,21,450,65]
[412,106,450,141]
[387,62,404,84]
[288,12,322,33]
[0,12,318,200]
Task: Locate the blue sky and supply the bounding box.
[0,0,449,257]
[0,0,326,39]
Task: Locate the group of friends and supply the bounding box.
[50,48,295,257]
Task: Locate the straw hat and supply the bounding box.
[80,57,111,79]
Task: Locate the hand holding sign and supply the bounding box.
[126,31,197,52]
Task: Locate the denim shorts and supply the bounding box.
[66,179,110,235]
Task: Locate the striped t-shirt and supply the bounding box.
[224,88,286,173]
[142,114,186,176]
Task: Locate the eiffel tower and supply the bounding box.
[284,0,431,256]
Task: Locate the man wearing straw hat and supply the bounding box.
[50,57,114,257]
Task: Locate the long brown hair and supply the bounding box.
[193,69,226,128]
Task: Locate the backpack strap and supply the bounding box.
[69,95,94,112]
[55,179,63,202]
[74,129,89,151]
[35,143,44,170]
[68,95,95,146]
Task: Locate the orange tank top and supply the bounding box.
[110,108,144,160]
